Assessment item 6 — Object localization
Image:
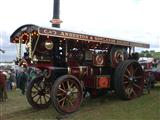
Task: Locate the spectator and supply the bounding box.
[3,70,11,91]
[16,70,20,89]
[19,68,28,95]
[0,71,8,101]
[0,71,5,101]
[8,69,16,91]
[152,59,158,71]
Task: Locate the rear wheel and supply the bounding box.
[26,76,52,109]
[51,75,83,115]
[114,60,144,100]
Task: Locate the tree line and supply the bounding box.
[139,50,160,59]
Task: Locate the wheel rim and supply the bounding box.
[122,62,144,99]
[55,78,82,113]
[31,78,51,105]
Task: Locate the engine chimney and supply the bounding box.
[52,0,60,28]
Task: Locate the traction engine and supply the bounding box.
[10,24,149,114]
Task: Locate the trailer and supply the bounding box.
[10,24,149,114]
[139,58,160,89]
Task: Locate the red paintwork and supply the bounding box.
[34,63,53,69]
[67,60,108,89]
[97,76,110,88]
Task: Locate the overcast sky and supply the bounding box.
[0,0,160,61]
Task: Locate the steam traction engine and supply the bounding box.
[10,24,149,114]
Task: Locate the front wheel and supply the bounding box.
[51,75,83,115]
[26,76,52,109]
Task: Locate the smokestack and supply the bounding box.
[52,0,60,28]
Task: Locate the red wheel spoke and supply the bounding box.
[58,96,67,103]
[126,68,131,76]
[61,98,66,107]
[57,93,64,96]
[125,87,135,98]
[125,87,131,98]
[128,88,132,97]
[132,88,137,96]
[70,83,74,88]
[123,81,129,84]
[128,88,137,97]
[130,65,134,76]
[124,74,130,80]
[67,81,71,90]
[135,76,142,79]
[68,100,73,107]
[61,82,65,90]
[58,87,66,93]
[133,83,142,90]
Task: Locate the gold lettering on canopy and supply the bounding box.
[38,27,149,48]
[43,29,57,35]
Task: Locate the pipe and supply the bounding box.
[52,0,60,28]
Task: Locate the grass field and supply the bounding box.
[0,86,160,120]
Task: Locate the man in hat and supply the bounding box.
[19,67,28,95]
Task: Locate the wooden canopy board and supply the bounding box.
[10,24,150,48]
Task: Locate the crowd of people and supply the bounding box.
[0,65,44,102]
